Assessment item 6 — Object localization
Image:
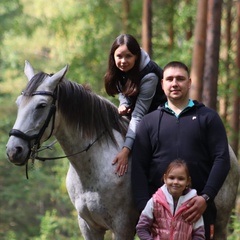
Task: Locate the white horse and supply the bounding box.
[6,61,240,240]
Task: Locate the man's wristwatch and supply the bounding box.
[201,194,210,203]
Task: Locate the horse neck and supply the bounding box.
[53,113,87,152]
[53,111,111,158]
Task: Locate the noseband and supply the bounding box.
[9,91,57,161]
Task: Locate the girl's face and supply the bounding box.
[164,166,191,200]
[114,44,138,72]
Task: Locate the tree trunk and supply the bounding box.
[190,0,208,101]
[168,0,174,51]
[202,0,223,110]
[236,0,240,71]
[185,0,193,40]
[230,0,240,158]
[219,0,232,121]
[142,0,152,56]
[122,0,130,33]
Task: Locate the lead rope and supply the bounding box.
[26,161,29,179]
[25,140,57,179]
[25,159,35,179]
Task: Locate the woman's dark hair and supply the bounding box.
[104,34,141,97]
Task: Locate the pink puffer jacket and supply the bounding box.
[151,189,193,240]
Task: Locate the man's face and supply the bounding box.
[161,67,191,101]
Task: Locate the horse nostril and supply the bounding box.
[16,146,23,155]
[6,145,26,164]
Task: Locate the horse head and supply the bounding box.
[6,61,68,166]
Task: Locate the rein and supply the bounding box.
[35,130,105,161]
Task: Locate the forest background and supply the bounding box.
[0,0,239,239]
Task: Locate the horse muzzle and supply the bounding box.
[6,136,31,166]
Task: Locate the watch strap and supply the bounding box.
[201,194,210,203]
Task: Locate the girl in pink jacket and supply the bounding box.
[136,159,205,240]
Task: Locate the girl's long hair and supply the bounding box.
[104,34,141,97]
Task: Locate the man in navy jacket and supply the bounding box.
[131,61,230,240]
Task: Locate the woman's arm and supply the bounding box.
[124,73,158,150]
[114,74,158,176]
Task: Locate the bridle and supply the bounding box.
[9,90,57,178]
[9,89,105,179]
[9,91,57,162]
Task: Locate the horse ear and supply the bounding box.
[24,60,35,81]
[46,65,69,90]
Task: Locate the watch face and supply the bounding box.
[202,194,210,202]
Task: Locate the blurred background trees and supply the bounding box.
[0,0,239,239]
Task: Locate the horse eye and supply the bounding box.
[36,103,47,109]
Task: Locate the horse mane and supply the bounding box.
[23,72,128,146]
[23,72,48,96]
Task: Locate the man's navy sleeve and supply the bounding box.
[131,116,153,212]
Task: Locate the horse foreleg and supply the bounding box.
[78,216,105,240]
[111,210,138,240]
[112,232,136,240]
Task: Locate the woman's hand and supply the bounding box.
[118,105,132,115]
[112,147,130,176]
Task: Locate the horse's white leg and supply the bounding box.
[66,165,106,240]
[214,146,240,240]
[78,216,105,240]
[111,207,138,240]
[112,231,135,240]
[112,223,136,240]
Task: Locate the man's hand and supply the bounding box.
[182,195,207,224]
[112,147,130,176]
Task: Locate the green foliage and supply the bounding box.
[227,210,240,240]
[152,0,197,67]
[32,209,80,240]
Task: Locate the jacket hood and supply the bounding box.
[139,48,150,71]
[192,100,205,108]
